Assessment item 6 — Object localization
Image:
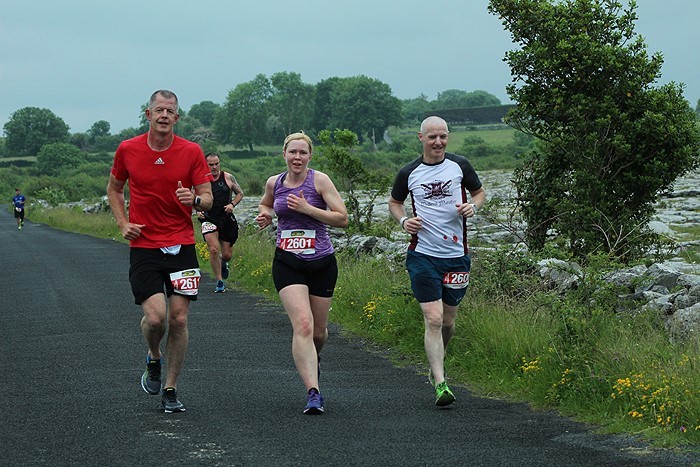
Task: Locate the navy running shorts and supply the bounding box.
[406,249,472,306]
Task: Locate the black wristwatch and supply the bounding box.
[194,196,201,206]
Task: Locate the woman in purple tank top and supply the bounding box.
[255,132,348,415]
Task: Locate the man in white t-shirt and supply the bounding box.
[388,115,486,407]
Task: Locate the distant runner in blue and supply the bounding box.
[12,188,26,230]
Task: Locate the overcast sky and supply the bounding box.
[1,0,698,134]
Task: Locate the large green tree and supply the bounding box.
[267,71,315,139]
[312,77,343,133]
[488,0,700,261]
[188,100,220,127]
[214,74,272,151]
[312,76,402,145]
[4,107,70,156]
[87,120,111,139]
[402,94,431,124]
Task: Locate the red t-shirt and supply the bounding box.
[111,133,213,248]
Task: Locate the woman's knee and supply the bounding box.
[293,316,314,338]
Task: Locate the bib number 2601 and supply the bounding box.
[279,229,316,255]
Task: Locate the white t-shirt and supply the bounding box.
[390,153,482,258]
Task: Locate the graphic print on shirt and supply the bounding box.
[421,180,452,200]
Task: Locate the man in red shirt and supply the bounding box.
[107,89,213,413]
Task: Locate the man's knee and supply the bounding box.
[167,302,190,332]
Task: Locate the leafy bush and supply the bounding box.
[34,186,68,206]
[36,142,86,176]
[316,129,392,234]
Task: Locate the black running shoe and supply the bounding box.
[221,261,230,280]
[141,355,161,395]
[161,387,186,413]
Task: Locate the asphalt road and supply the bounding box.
[2,208,698,466]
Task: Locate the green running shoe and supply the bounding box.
[435,381,455,407]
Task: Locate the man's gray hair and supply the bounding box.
[148,90,179,110]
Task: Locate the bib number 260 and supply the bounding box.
[443,271,469,289]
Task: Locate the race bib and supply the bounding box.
[201,221,217,234]
[170,269,201,296]
[443,271,470,289]
[15,207,22,212]
[279,229,316,254]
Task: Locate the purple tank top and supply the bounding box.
[273,169,333,260]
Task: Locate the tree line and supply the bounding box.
[0,75,504,158]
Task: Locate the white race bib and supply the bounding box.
[279,229,316,254]
[443,271,470,289]
[170,268,201,296]
[201,221,217,234]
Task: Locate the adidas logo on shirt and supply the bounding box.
[154,158,165,165]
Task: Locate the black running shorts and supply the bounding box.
[271,248,338,297]
[128,244,199,305]
[201,214,239,245]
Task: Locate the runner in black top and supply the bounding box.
[197,153,244,293]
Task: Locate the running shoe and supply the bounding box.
[221,261,229,280]
[214,280,226,293]
[141,355,161,395]
[161,387,186,413]
[303,388,324,415]
[18,225,21,230]
[435,381,456,407]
